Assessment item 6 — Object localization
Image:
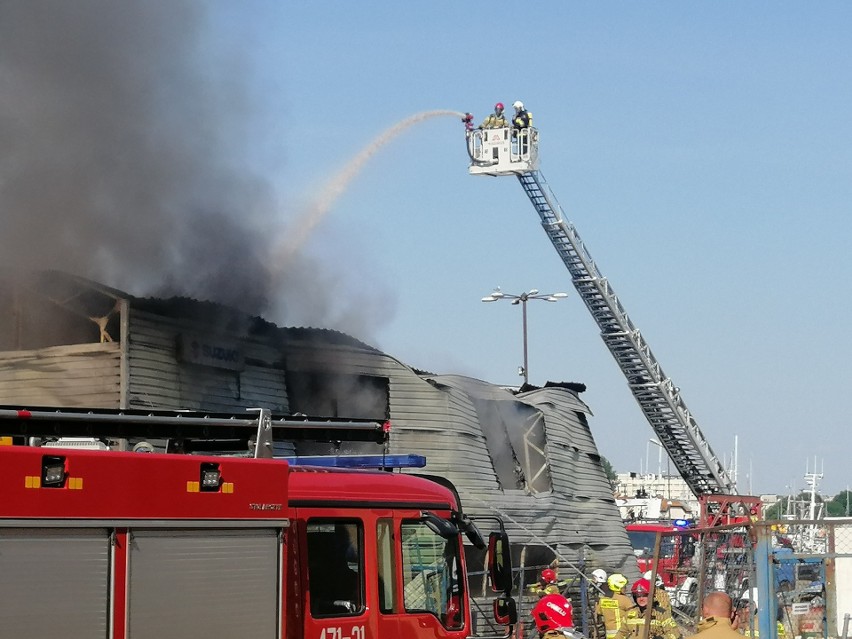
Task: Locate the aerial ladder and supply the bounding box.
[465,122,744,505]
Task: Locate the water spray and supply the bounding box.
[269,109,465,274]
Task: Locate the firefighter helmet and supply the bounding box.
[740,587,759,608]
[495,102,504,112]
[632,578,651,597]
[591,568,607,584]
[513,100,524,110]
[643,570,664,586]
[607,573,628,592]
[541,568,558,584]
[532,593,574,633]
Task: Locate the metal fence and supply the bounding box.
[470,519,852,639]
[651,518,852,639]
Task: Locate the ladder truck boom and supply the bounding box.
[466,125,735,498]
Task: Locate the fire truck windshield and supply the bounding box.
[627,531,676,558]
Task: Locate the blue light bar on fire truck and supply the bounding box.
[673,519,692,529]
[279,454,426,470]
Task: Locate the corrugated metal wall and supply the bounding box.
[0,342,121,406]
[127,309,287,413]
[391,374,638,576]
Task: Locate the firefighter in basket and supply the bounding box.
[479,102,508,129]
[615,578,680,639]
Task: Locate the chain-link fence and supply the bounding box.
[650,518,852,639]
[470,518,852,639]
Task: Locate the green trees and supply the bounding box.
[764,490,851,519]
[600,456,617,488]
[826,490,852,517]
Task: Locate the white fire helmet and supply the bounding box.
[740,587,759,609]
[643,570,664,586]
[513,100,524,111]
[591,569,607,584]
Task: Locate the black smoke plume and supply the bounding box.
[0,0,279,314]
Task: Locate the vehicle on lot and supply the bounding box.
[626,520,696,588]
[0,406,516,639]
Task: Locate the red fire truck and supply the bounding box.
[0,406,516,639]
[626,520,696,588]
[626,494,761,589]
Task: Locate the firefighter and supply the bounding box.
[531,591,575,638]
[479,102,508,129]
[644,570,673,618]
[589,569,610,639]
[511,100,533,155]
[530,567,568,597]
[690,592,743,639]
[512,100,533,130]
[616,578,680,639]
[592,569,609,586]
[733,589,786,638]
[596,573,633,639]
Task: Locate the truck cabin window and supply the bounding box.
[627,531,676,558]
[306,521,364,617]
[401,520,464,629]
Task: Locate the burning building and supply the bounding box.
[0,271,637,577]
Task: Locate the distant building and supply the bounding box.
[614,472,699,521]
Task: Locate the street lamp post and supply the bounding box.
[649,438,671,499]
[481,287,568,385]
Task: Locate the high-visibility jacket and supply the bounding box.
[654,587,674,620]
[596,592,634,638]
[479,113,507,129]
[740,621,787,637]
[615,603,680,639]
[529,579,570,597]
[512,109,532,129]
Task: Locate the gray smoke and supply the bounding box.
[0,0,280,314]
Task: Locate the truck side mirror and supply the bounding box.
[488,530,513,593]
[420,511,458,538]
[493,596,518,625]
[456,512,486,550]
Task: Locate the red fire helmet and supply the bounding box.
[532,593,574,633]
[632,578,651,597]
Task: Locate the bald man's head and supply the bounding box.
[703,592,734,618]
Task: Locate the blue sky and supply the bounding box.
[213,2,852,496]
[7,2,847,497]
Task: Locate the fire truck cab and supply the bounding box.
[289,464,496,639]
[626,520,695,588]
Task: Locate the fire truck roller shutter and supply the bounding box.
[126,528,280,639]
[0,527,111,638]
